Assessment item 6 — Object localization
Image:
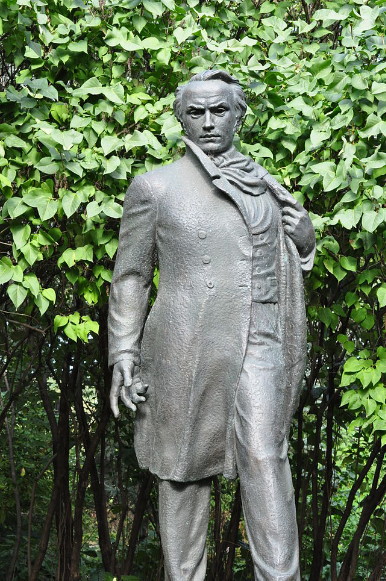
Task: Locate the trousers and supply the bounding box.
[159,303,300,581]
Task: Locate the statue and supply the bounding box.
[108,70,315,581]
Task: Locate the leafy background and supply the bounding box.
[0,0,385,579]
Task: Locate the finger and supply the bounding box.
[110,390,120,418]
[122,360,135,387]
[282,217,297,229]
[282,207,301,219]
[136,382,149,395]
[282,214,297,223]
[120,387,137,411]
[130,381,148,402]
[283,223,296,235]
[131,393,147,404]
[112,365,123,389]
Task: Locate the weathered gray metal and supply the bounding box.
[108,70,315,581]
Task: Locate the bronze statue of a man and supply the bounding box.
[109,70,315,580]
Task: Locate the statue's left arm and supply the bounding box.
[264,173,315,272]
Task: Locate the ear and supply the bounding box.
[234,115,242,132]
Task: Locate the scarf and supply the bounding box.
[209,146,268,196]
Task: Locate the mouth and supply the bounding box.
[200,134,221,140]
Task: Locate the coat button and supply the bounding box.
[206,281,214,288]
[198,229,207,239]
[202,255,211,264]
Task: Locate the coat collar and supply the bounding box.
[183,138,254,231]
[182,137,267,229]
[182,137,267,194]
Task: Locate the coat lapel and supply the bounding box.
[182,137,253,229]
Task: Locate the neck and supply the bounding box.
[206,145,236,160]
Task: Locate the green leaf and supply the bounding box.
[34,294,50,316]
[3,197,29,218]
[124,130,150,149]
[11,224,31,250]
[50,128,83,150]
[157,47,171,65]
[373,419,386,433]
[22,273,40,297]
[7,283,28,309]
[134,105,148,123]
[313,8,351,24]
[105,238,118,258]
[344,357,365,373]
[287,96,314,118]
[174,26,194,44]
[369,381,384,402]
[54,315,69,332]
[142,37,163,50]
[104,156,121,175]
[359,114,386,138]
[102,199,123,219]
[132,15,147,33]
[4,134,28,149]
[64,322,78,342]
[58,249,76,268]
[21,243,40,266]
[74,245,93,262]
[72,77,125,104]
[376,285,386,308]
[62,191,82,217]
[104,27,142,51]
[22,77,58,101]
[35,158,60,174]
[86,201,101,218]
[372,81,386,101]
[68,39,88,53]
[101,136,123,156]
[143,0,165,17]
[340,256,357,272]
[351,307,367,323]
[345,292,357,307]
[41,288,56,303]
[0,257,15,284]
[353,5,380,36]
[65,161,84,177]
[38,197,58,221]
[362,210,383,233]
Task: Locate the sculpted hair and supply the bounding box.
[173,70,247,128]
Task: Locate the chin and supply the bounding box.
[200,146,223,155]
[199,142,230,155]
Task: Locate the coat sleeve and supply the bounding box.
[108,175,157,368]
[263,173,316,273]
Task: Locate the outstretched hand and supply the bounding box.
[281,201,314,256]
[110,359,148,417]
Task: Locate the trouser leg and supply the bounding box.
[235,303,300,581]
[158,478,211,581]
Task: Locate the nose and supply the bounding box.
[203,110,214,130]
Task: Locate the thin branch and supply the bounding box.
[27,454,57,578]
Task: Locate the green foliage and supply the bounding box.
[0,0,385,578]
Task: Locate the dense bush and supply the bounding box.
[0,0,385,579]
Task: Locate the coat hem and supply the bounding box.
[137,459,238,483]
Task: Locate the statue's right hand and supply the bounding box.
[110,359,148,417]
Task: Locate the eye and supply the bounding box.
[213,107,228,116]
[187,108,204,118]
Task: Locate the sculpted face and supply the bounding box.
[180,80,239,155]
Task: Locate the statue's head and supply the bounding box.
[174,70,247,155]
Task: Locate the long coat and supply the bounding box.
[108,140,315,481]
